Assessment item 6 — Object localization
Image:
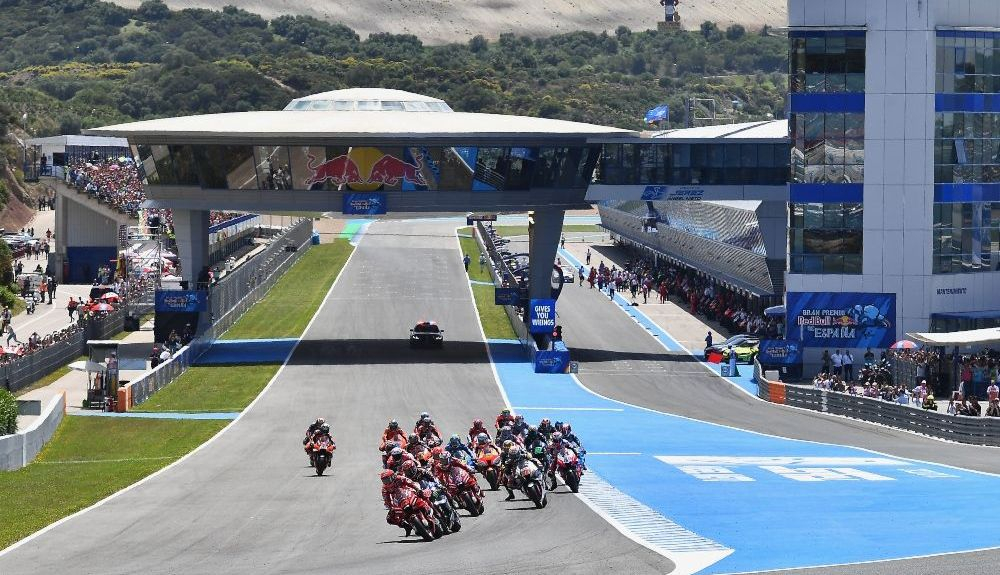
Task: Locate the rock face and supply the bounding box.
[108,0,787,44]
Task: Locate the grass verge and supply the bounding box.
[132,365,279,413]
[0,417,227,550]
[457,227,493,283]
[472,284,517,340]
[222,241,353,339]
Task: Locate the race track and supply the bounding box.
[0,221,673,575]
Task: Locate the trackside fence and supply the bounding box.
[473,222,534,351]
[753,360,1000,446]
[0,393,65,470]
[122,219,313,409]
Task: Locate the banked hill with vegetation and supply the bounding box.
[0,0,788,136]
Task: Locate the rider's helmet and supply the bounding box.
[400,460,417,477]
[419,412,430,423]
[501,408,511,416]
[390,447,404,458]
[380,469,395,484]
[552,431,563,443]
[385,440,399,452]
[430,445,445,457]
[540,418,551,427]
[437,450,451,465]
[315,417,326,426]
[502,439,514,452]
[514,414,524,423]
[388,419,399,429]
[319,424,330,434]
[448,434,462,447]
[561,423,572,433]
[472,418,483,428]
[407,433,420,445]
[477,433,490,445]
[508,445,523,458]
[528,425,537,434]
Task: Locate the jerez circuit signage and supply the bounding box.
[155,290,207,313]
[528,299,556,334]
[785,292,896,349]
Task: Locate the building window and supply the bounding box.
[932,201,998,273]
[791,112,865,184]
[595,143,789,186]
[790,33,865,94]
[789,202,863,274]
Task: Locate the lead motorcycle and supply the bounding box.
[516,459,548,508]
[307,436,336,476]
[390,486,441,542]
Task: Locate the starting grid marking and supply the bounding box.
[577,471,732,556]
[655,456,960,483]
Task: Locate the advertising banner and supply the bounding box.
[534,349,571,373]
[528,299,556,334]
[342,192,387,215]
[757,340,802,365]
[154,290,207,313]
[494,287,522,306]
[785,292,896,348]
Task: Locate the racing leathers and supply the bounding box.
[382,475,431,530]
[537,420,556,439]
[433,458,482,497]
[445,439,476,466]
[495,412,515,431]
[379,427,407,452]
[414,421,442,444]
[562,432,587,469]
[468,422,490,444]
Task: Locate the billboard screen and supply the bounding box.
[785,292,896,349]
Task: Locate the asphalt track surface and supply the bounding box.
[555,271,1000,574]
[0,221,673,575]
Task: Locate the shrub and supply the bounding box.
[0,389,16,435]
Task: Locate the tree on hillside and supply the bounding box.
[138,0,171,21]
[700,21,721,41]
[0,238,12,286]
[726,24,747,41]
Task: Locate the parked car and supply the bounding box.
[706,334,760,364]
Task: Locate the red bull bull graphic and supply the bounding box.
[303,151,427,189]
[785,292,896,348]
[304,154,362,187]
[368,153,427,186]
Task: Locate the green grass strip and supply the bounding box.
[472,284,517,340]
[131,365,279,413]
[457,227,493,283]
[0,417,227,550]
[222,241,353,340]
[490,224,601,237]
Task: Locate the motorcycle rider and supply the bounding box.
[501,444,544,501]
[495,408,515,431]
[381,469,431,537]
[302,418,327,466]
[560,423,587,469]
[414,415,441,444]
[496,425,520,448]
[405,433,428,459]
[510,414,529,438]
[432,450,482,498]
[386,446,415,472]
[467,418,490,444]
[445,434,476,466]
[537,417,556,440]
[380,419,407,452]
[524,425,545,449]
[545,431,578,480]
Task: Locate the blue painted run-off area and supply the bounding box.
[557,247,759,396]
[194,338,298,366]
[485,339,1000,573]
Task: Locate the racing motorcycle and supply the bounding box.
[526,439,552,489]
[553,445,583,493]
[420,478,461,534]
[308,436,336,476]
[516,459,548,509]
[475,447,502,490]
[445,465,485,517]
[391,486,441,542]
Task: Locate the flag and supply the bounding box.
[644,104,669,124]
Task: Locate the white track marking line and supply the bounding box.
[0,237,360,558]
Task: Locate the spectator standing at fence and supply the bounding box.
[821,350,832,374]
[585,248,591,266]
[831,350,843,377]
[988,380,999,403]
[844,350,855,382]
[46,275,56,304]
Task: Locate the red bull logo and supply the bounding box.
[303,152,426,188]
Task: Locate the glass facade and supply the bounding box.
[932,202,1000,273]
[934,31,1000,274]
[132,144,599,192]
[788,203,863,274]
[595,142,789,186]
[789,30,865,275]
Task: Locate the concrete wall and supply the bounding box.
[0,393,65,471]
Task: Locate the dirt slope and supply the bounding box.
[111,0,786,44]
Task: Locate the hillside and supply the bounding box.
[110,0,787,44]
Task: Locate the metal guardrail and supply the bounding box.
[473,222,534,351]
[753,360,1000,446]
[123,219,313,409]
